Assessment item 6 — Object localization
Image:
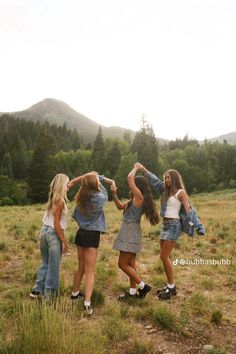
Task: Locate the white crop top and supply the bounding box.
[164,189,182,219]
[42,205,68,230]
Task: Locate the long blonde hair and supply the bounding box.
[164,169,186,198]
[75,172,100,215]
[46,173,69,215]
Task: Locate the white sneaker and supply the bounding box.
[84,305,93,316]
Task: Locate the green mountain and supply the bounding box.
[1,98,135,142]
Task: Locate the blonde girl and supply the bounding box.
[30,173,69,299]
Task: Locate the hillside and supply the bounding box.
[206,131,236,145]
[0,98,136,142]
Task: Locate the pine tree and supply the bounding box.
[114,152,138,198]
[0,152,13,178]
[123,129,132,145]
[11,136,29,179]
[91,126,105,173]
[104,142,121,177]
[131,114,159,173]
[27,122,56,203]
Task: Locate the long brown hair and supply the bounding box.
[75,172,100,215]
[163,169,186,198]
[130,176,159,225]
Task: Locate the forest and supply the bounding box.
[1,114,236,205]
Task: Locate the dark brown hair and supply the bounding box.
[129,176,159,225]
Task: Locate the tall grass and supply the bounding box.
[4,300,106,354]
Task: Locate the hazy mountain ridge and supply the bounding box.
[1,98,235,144]
[206,131,236,145]
[1,98,136,141]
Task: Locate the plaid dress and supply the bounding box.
[113,204,143,254]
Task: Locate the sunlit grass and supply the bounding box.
[0,190,235,352]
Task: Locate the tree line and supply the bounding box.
[0,114,236,205]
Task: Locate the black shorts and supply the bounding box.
[74,229,101,249]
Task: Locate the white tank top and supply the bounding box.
[164,189,182,219]
[42,204,68,230]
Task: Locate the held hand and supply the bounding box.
[110,180,117,187]
[134,162,144,170]
[110,184,117,193]
[62,241,68,254]
[67,181,73,190]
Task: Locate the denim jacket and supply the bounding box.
[144,172,166,216]
[179,205,205,237]
[72,175,108,233]
[145,171,205,237]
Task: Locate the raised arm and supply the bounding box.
[127,165,143,206]
[99,175,116,187]
[67,175,85,189]
[134,162,165,195]
[134,162,148,174]
[110,184,128,210]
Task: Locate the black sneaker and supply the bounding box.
[70,292,85,300]
[158,286,177,300]
[84,305,93,316]
[137,284,152,298]
[30,289,41,298]
[156,286,168,295]
[118,291,137,301]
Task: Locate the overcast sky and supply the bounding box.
[0,0,235,140]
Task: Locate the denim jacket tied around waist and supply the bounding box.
[145,172,205,237]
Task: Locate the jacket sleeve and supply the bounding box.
[144,172,165,195]
[98,175,105,182]
[180,206,205,237]
[192,211,206,235]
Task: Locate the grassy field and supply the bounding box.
[0,190,236,354]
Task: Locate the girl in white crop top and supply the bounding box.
[30,173,69,299]
[164,189,183,219]
[135,164,191,301]
[43,206,68,230]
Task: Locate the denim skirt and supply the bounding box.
[160,219,182,241]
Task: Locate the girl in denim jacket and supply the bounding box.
[68,172,115,315]
[135,163,191,300]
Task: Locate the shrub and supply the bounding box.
[91,289,105,307]
[0,196,14,206]
[102,316,129,344]
[188,292,211,316]
[211,310,223,325]
[128,340,154,354]
[152,306,176,330]
[0,242,7,251]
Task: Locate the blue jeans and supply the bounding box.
[34,225,62,296]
